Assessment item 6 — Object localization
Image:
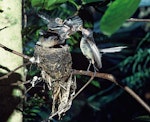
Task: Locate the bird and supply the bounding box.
[63,16,83,34]
[38,14,80,38]
[38,15,83,46]
[47,17,71,44]
[36,19,70,48]
[48,16,83,44]
[36,36,60,48]
[38,14,70,43]
[48,17,64,31]
[38,13,64,29]
[80,28,102,72]
[36,30,60,48]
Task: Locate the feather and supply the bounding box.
[100,46,127,53]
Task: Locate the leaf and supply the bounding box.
[31,0,45,7]
[82,0,104,4]
[100,0,141,36]
[123,68,150,89]
[133,115,150,122]
[31,107,41,113]
[31,0,68,10]
[47,0,56,7]
[91,80,101,88]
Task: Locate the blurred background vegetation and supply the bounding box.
[23,0,150,122]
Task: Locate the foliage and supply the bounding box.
[133,115,150,122]
[31,0,68,10]
[23,0,150,122]
[23,94,51,122]
[100,0,141,36]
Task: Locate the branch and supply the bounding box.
[73,70,150,113]
[0,26,8,31]
[73,73,95,99]
[0,43,31,60]
[73,70,118,84]
[127,18,150,22]
[0,43,149,113]
[0,62,32,80]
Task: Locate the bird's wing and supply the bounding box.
[48,18,64,31]
[87,37,102,69]
[38,14,50,24]
[64,16,83,26]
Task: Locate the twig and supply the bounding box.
[72,72,95,99]
[73,70,150,113]
[0,43,31,60]
[127,18,150,22]
[123,86,150,113]
[0,62,32,80]
[73,70,118,85]
[48,73,95,119]
[0,26,8,31]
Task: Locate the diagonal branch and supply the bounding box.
[0,62,32,80]
[0,43,31,60]
[72,73,95,99]
[73,70,150,113]
[127,18,150,22]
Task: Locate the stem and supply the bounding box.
[0,62,32,80]
[73,70,150,113]
[73,73,95,99]
[124,86,150,113]
[0,43,31,60]
[73,70,118,84]
[127,18,150,22]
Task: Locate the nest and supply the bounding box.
[34,45,76,118]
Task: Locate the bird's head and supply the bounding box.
[48,17,63,30]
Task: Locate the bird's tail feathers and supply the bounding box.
[100,46,127,53]
[38,13,50,24]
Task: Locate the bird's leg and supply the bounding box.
[87,61,92,72]
[93,64,97,77]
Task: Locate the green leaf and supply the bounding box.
[133,115,150,122]
[91,80,101,88]
[31,0,68,10]
[56,0,67,3]
[31,107,41,112]
[47,0,56,7]
[100,0,141,36]
[82,0,104,4]
[31,0,45,7]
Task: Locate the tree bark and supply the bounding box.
[0,0,23,122]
